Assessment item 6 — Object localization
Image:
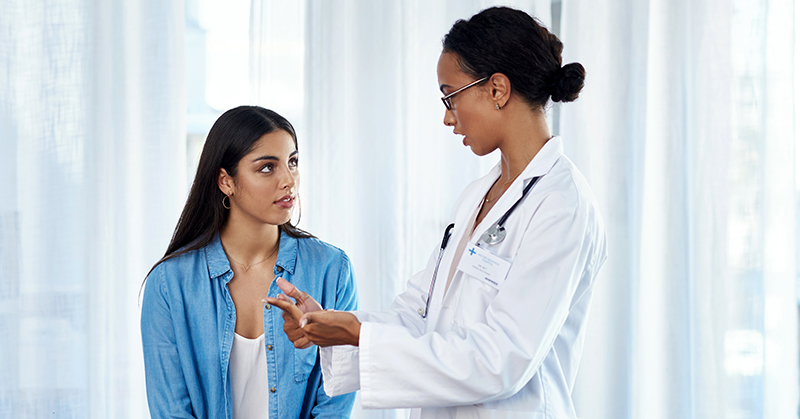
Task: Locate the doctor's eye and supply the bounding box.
[260,163,274,173]
[288,157,298,168]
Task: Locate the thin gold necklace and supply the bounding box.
[484,174,519,203]
[226,242,279,272]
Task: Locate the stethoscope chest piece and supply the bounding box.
[478,175,542,247]
[480,223,506,245]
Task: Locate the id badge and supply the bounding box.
[456,242,512,289]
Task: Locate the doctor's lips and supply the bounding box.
[274,194,295,209]
[454,131,467,145]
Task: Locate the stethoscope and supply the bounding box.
[419,175,541,318]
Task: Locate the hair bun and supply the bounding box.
[550,62,585,103]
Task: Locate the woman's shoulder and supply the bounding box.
[156,246,207,269]
[294,235,349,262]
[146,246,209,287]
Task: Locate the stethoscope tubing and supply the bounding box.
[479,176,541,246]
[419,175,541,318]
[496,176,540,228]
[420,223,454,318]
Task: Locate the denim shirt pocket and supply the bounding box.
[294,345,317,383]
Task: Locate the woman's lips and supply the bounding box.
[274,196,294,209]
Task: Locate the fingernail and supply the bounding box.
[299,318,307,328]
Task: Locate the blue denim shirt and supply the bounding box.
[141,232,358,419]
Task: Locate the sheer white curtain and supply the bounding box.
[0,0,185,417]
[2,0,792,417]
[560,0,798,418]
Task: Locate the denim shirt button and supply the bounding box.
[270,387,276,393]
[267,345,273,350]
[276,266,283,273]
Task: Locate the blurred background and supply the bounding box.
[0,0,797,418]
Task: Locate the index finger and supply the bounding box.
[275,278,309,302]
[264,296,305,323]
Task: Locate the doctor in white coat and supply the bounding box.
[266,6,607,419]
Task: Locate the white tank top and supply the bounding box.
[230,333,269,418]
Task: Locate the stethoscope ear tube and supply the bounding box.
[440,223,455,248]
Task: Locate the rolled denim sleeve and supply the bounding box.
[141,265,195,418]
[311,251,359,418]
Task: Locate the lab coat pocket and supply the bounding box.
[294,345,317,383]
[452,273,500,329]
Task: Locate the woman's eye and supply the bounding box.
[260,163,273,173]
[289,158,298,168]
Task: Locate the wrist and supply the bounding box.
[349,318,361,346]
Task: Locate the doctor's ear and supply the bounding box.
[217,168,235,196]
[489,73,511,108]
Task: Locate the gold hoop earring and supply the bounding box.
[222,195,231,209]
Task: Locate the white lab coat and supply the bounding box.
[321,137,607,418]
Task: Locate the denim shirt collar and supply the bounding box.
[275,230,298,274]
[204,230,299,282]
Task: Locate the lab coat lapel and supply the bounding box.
[423,164,501,330]
[470,137,564,243]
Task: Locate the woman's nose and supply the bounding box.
[280,166,296,189]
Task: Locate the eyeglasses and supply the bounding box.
[441,77,488,110]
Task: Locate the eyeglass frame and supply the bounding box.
[441,76,489,110]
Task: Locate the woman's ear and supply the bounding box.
[489,73,511,108]
[218,168,235,196]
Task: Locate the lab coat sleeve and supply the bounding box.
[312,251,359,418]
[140,265,196,418]
[357,190,601,409]
[320,260,435,396]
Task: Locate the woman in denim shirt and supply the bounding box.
[141,106,358,419]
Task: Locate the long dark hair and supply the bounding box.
[148,106,313,277]
[442,6,585,107]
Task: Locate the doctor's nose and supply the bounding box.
[443,109,456,126]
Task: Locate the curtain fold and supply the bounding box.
[0,0,185,417]
[763,0,797,415]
